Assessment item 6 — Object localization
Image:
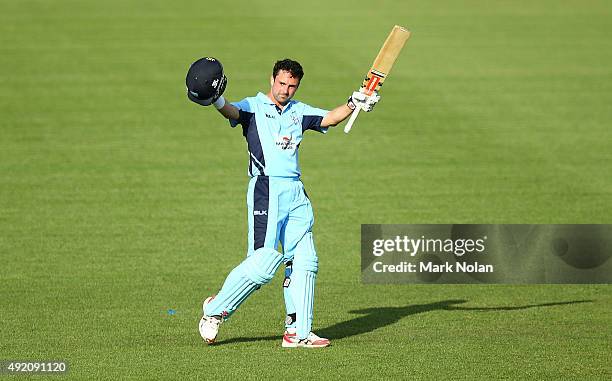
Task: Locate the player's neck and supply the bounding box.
[267,92,288,110]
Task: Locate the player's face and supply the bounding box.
[270,70,300,105]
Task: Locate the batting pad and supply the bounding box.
[243,247,284,284]
[286,232,318,338]
[290,269,316,340]
[205,248,283,318]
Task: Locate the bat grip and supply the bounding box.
[344,107,361,134]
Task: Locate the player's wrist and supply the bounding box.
[213,95,226,109]
[346,95,357,111]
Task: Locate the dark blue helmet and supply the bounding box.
[186,57,227,106]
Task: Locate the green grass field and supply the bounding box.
[1,0,611,379]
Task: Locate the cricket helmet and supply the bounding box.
[186,57,227,106]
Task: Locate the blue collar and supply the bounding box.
[257,92,296,113]
[256,92,275,104]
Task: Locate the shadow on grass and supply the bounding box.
[215,299,592,345]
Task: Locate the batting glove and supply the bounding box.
[347,90,380,112]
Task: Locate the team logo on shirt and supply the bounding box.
[275,135,296,150]
[290,111,300,126]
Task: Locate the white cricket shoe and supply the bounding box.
[282,329,330,348]
[199,296,222,344]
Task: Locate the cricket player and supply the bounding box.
[187,57,379,348]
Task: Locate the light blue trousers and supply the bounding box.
[205,176,319,340]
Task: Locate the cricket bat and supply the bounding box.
[344,25,411,133]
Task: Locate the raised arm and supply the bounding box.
[212,97,240,120]
[321,103,353,127]
[321,91,381,127]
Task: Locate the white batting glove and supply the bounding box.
[347,90,381,112]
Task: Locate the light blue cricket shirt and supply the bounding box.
[229,92,329,177]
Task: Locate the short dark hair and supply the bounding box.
[272,59,304,80]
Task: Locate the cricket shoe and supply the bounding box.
[199,296,222,344]
[282,329,330,348]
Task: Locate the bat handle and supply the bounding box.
[344,107,361,134]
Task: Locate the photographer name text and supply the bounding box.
[372,261,493,273]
